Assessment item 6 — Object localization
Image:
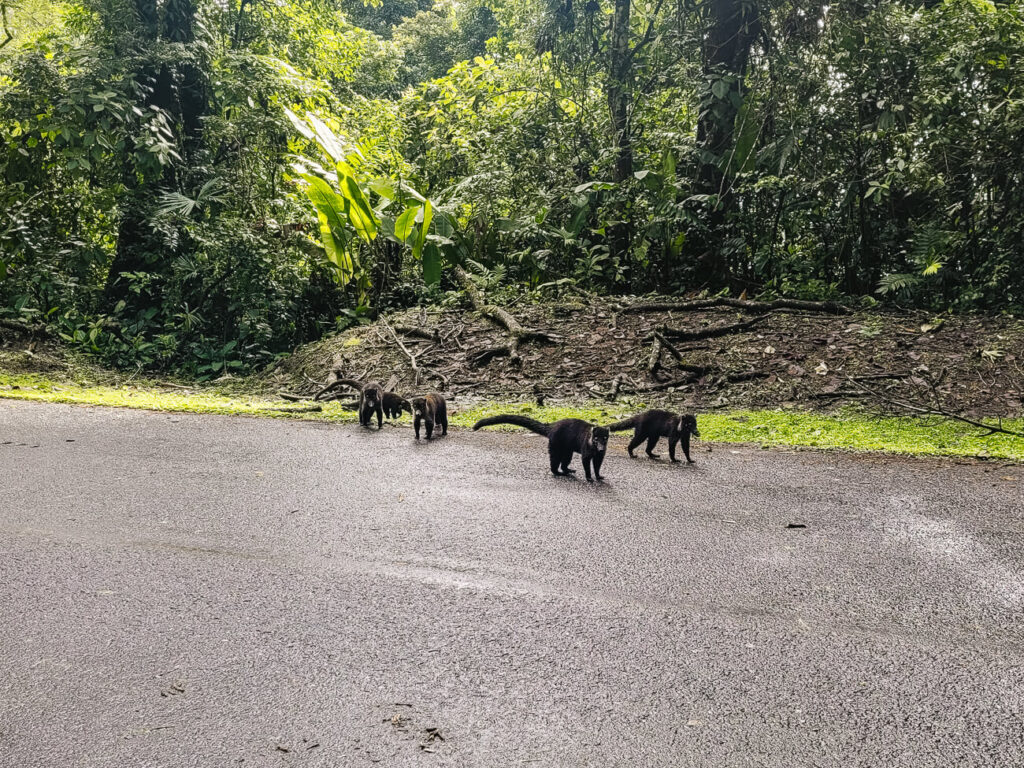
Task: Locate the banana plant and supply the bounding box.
[285,109,448,286]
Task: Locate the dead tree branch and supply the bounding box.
[393,324,440,342]
[647,335,663,378]
[314,375,363,401]
[278,391,312,401]
[846,376,1024,438]
[658,316,769,342]
[454,266,562,366]
[619,297,851,315]
[384,322,422,386]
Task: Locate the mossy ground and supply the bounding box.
[3,371,1022,462]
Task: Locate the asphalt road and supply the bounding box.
[1,400,1022,767]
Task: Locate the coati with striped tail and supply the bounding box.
[473,415,609,481]
[606,410,699,463]
[411,393,448,440]
[382,392,412,420]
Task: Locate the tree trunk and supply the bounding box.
[695,0,761,287]
[607,0,633,266]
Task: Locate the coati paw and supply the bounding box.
[687,459,696,464]
[646,452,660,459]
[563,468,576,474]
[671,458,682,464]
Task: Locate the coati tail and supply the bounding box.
[472,415,551,436]
[605,415,641,432]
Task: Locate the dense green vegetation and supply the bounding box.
[2,0,1022,375]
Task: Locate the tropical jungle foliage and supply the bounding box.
[2,0,1022,373]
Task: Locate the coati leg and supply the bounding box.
[627,433,645,457]
[425,418,434,440]
[549,451,561,476]
[549,447,574,475]
[646,434,661,459]
[592,451,604,481]
[440,409,448,436]
[668,436,680,463]
[681,432,694,463]
[582,455,593,482]
[375,403,383,429]
[414,414,422,440]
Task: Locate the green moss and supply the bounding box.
[2,371,1021,461]
[0,371,359,423]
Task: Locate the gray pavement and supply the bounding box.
[1,399,1022,767]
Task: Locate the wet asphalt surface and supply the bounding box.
[1,399,1023,767]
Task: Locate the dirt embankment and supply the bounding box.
[262,299,1024,419]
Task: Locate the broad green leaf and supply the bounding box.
[339,173,378,242]
[413,199,433,260]
[368,178,396,200]
[729,99,759,175]
[422,242,441,285]
[306,113,346,163]
[283,108,315,142]
[301,174,354,283]
[395,206,418,242]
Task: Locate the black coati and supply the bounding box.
[473,415,609,481]
[606,409,699,463]
[382,391,411,420]
[411,393,448,440]
[333,378,385,429]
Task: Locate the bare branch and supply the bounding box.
[846,377,1024,439]
[619,297,851,315]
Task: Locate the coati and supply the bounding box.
[411,393,448,440]
[606,409,699,463]
[473,415,609,481]
[334,378,385,429]
[382,391,411,420]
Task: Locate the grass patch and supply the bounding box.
[2,371,1022,461]
[0,371,359,423]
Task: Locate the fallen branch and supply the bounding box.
[648,331,714,375]
[658,315,768,342]
[454,266,561,366]
[846,376,1024,438]
[632,374,700,392]
[469,346,512,368]
[0,318,48,336]
[278,391,312,402]
[393,324,440,342]
[619,296,851,315]
[264,404,323,413]
[849,371,911,382]
[608,374,627,400]
[652,331,684,363]
[725,370,771,383]
[808,390,870,400]
[314,375,363,401]
[646,335,663,378]
[384,322,422,386]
